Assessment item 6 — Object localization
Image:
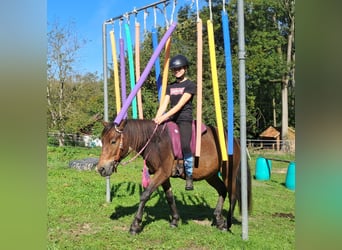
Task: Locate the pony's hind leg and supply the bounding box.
[227,193,237,230]
[162,179,180,228]
[205,174,227,230]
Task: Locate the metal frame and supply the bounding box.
[102,0,170,122]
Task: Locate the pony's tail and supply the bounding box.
[236,160,253,214]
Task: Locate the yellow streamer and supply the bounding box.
[195,19,203,157]
[160,37,172,104]
[109,30,121,113]
[207,20,228,161]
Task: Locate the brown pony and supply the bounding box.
[96,119,252,235]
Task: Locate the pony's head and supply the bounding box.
[96,120,129,177]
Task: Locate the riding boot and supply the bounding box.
[184,153,194,190]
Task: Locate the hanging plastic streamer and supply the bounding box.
[160,1,175,104]
[109,27,121,114]
[152,7,162,101]
[207,0,228,161]
[114,22,178,125]
[134,12,149,188]
[160,37,171,104]
[119,20,127,119]
[135,15,144,119]
[222,1,234,155]
[144,9,148,35]
[195,0,203,157]
[124,19,138,119]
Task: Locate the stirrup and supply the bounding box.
[185,176,194,191]
[172,162,184,177]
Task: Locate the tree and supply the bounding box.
[46,1,295,145]
[279,0,295,140]
[47,20,86,146]
[230,0,295,140]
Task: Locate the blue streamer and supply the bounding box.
[152,28,162,101]
[222,10,234,155]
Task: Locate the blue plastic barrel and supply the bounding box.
[285,162,296,190]
[255,157,272,180]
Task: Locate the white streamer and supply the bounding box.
[170,0,176,23]
[196,0,200,21]
[144,9,148,35]
[153,6,157,28]
[209,0,213,21]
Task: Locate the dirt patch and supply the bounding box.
[193,219,211,226]
[69,223,99,237]
[272,168,287,174]
[252,180,269,187]
[272,212,295,221]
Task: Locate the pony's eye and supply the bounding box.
[111,140,116,145]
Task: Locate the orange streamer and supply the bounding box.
[135,22,144,119]
[160,37,172,104]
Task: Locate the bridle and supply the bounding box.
[113,124,124,164]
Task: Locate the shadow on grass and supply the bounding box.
[108,181,241,231]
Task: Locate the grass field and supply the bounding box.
[47,146,295,249]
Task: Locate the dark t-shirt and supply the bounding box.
[166,79,196,122]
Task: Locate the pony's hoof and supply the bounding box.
[129,230,137,235]
[170,223,178,228]
[220,221,233,233]
[129,229,141,235]
[129,225,142,235]
[217,223,228,231]
[170,218,179,228]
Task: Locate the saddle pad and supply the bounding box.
[166,120,207,159]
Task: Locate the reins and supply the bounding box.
[119,123,162,166]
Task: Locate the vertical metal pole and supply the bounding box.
[102,22,109,122]
[106,176,111,202]
[237,0,248,240]
[102,22,111,203]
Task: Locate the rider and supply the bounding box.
[154,54,196,190]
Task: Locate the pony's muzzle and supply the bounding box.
[96,161,116,177]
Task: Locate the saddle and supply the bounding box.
[166,120,206,177]
[166,120,207,159]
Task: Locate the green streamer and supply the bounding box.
[124,23,137,118]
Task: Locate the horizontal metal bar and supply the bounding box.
[104,0,170,24]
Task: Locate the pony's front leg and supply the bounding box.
[162,179,180,228]
[129,186,153,235]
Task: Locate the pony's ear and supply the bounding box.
[102,121,110,127]
[117,119,127,131]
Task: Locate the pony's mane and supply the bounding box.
[102,119,170,154]
[124,119,161,150]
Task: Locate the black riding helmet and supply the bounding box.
[169,54,189,69]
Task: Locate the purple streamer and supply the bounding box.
[119,38,127,119]
[114,22,177,125]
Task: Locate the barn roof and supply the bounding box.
[259,126,280,138]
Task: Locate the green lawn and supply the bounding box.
[47,146,295,249]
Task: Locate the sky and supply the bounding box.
[47,0,207,78]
